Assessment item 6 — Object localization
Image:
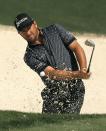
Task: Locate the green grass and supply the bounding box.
[0,110,106,131]
[0,0,106,34]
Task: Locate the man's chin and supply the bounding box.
[28,39,35,43]
[28,37,36,43]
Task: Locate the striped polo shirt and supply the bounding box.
[24,24,79,79]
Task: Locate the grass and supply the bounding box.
[0,0,106,34]
[0,110,106,131]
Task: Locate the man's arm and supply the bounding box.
[68,39,91,78]
[68,40,87,72]
[43,39,90,81]
[44,66,90,80]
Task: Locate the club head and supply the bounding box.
[85,40,95,47]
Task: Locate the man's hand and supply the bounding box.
[72,69,91,79]
[79,71,91,79]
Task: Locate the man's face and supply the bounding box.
[19,21,39,43]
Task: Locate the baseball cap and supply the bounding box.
[14,13,34,31]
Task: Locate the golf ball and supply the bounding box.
[40,71,45,77]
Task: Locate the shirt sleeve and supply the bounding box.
[55,24,76,47]
[24,52,48,75]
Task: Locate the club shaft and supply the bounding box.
[87,46,95,72]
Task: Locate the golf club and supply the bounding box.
[85,40,95,73]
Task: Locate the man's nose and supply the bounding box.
[26,30,31,36]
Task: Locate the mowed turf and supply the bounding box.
[0,110,106,131]
[0,0,106,34]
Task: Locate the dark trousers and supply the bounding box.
[41,79,85,114]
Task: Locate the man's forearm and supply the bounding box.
[75,46,87,71]
[68,40,87,71]
[45,69,80,80]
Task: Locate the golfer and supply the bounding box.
[14,13,90,114]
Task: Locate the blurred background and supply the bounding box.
[0,0,106,34]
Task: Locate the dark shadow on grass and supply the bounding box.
[0,110,106,130]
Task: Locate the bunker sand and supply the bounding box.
[0,25,106,114]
